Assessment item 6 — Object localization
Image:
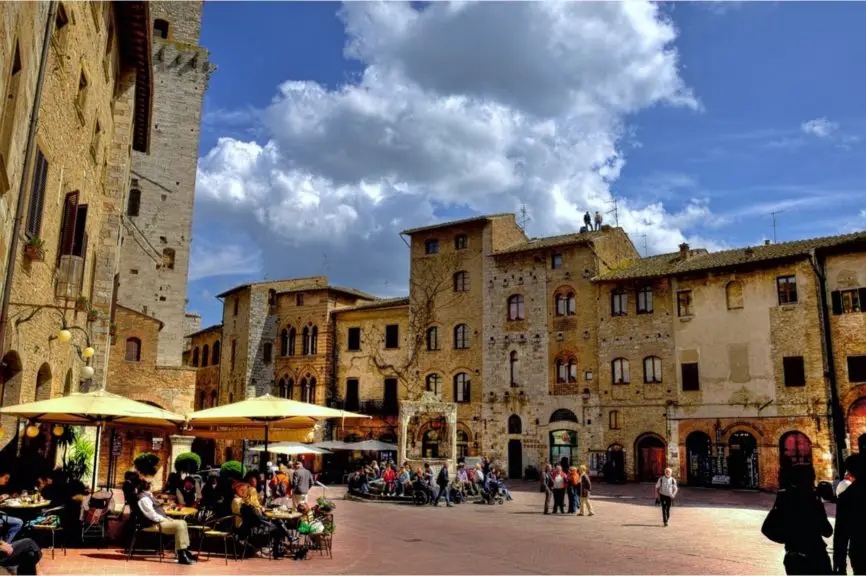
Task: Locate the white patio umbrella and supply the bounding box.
[346,439,398,452]
[249,442,331,456]
[310,440,351,451]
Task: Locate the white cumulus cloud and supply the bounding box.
[196,1,709,295]
[801,117,839,138]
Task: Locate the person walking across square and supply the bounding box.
[654,468,678,527]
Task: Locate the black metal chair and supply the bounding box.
[126,514,165,562]
[196,515,237,565]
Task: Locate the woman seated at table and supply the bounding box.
[243,473,263,507]
[137,480,197,565]
[231,482,290,558]
[175,477,199,508]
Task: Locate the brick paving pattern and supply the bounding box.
[39,483,835,574]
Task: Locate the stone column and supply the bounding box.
[447,410,458,473]
[169,435,196,475]
[398,410,410,466]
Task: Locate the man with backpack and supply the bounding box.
[654,468,678,527]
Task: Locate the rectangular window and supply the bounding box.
[296,293,304,306]
[385,324,399,349]
[609,411,621,431]
[231,340,236,370]
[425,239,439,255]
[263,342,272,364]
[347,327,361,351]
[384,378,398,414]
[551,253,563,270]
[681,362,700,391]
[783,356,806,387]
[345,378,359,412]
[777,275,798,305]
[25,149,49,238]
[611,291,627,316]
[644,357,662,383]
[637,286,653,314]
[847,356,866,384]
[832,289,866,315]
[677,290,693,317]
[233,297,239,316]
[454,234,467,250]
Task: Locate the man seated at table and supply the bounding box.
[231,482,290,558]
[0,537,42,575]
[136,480,196,565]
[0,471,23,543]
[175,477,199,508]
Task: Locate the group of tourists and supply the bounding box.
[541,463,594,516]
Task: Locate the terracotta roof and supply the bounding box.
[276,284,378,301]
[186,324,223,339]
[117,304,164,330]
[493,229,606,256]
[400,213,513,235]
[216,276,328,298]
[595,230,866,282]
[332,297,410,314]
[115,1,153,153]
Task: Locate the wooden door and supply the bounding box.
[508,439,523,480]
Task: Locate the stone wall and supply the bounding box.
[189,324,221,408]
[117,0,212,367]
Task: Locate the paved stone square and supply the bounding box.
[39,483,833,574]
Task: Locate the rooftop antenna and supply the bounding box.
[518,202,530,233]
[769,210,785,244]
[322,252,330,277]
[638,233,648,257]
[606,197,620,227]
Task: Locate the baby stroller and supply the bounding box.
[82,489,115,545]
[479,477,505,505]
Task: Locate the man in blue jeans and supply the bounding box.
[0,472,23,542]
[433,464,453,507]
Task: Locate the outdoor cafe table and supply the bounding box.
[164,507,197,518]
[264,510,301,521]
[0,500,52,520]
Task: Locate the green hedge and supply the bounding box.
[133,452,161,476]
[174,452,201,474]
[220,460,246,481]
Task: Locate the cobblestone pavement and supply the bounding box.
[39,483,832,574]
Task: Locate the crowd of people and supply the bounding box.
[347,457,513,506]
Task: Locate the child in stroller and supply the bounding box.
[479,472,506,505]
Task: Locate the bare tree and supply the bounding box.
[351,250,466,398]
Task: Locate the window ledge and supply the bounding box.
[678,316,693,322]
[779,304,798,311]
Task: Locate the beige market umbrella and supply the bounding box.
[346,439,398,452]
[249,442,331,456]
[0,389,185,489]
[187,394,370,460]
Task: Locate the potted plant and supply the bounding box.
[86,309,100,322]
[315,495,336,513]
[23,237,45,261]
[133,452,161,477]
[75,295,90,312]
[219,460,246,481]
[174,452,201,475]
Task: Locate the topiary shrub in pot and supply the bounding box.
[134,452,161,477]
[174,452,201,475]
[220,460,246,481]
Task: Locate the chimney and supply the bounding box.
[764,240,771,246]
[679,243,690,261]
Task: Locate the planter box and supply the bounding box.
[23,244,45,262]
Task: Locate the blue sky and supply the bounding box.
[188,1,866,327]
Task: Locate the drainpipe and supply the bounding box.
[0,1,58,357]
[810,249,846,478]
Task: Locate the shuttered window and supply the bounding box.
[57,191,79,262]
[831,289,866,314]
[25,149,49,238]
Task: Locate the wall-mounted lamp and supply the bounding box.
[25,423,40,438]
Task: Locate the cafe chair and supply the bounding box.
[126,515,165,562]
[25,505,66,559]
[196,515,237,565]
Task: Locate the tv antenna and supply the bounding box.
[322,252,330,276]
[638,234,648,257]
[606,197,620,227]
[769,210,785,244]
[518,202,530,232]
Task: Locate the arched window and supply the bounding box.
[286,378,295,400]
[457,430,469,459]
[555,291,577,317]
[643,356,662,383]
[309,377,317,404]
[453,373,470,403]
[453,271,469,292]
[549,409,578,424]
[507,295,525,321]
[153,18,169,39]
[425,373,442,395]
[35,364,51,401]
[162,248,175,270]
[277,377,286,398]
[609,410,622,430]
[280,328,288,356]
[726,280,744,310]
[125,337,141,362]
[555,294,566,316]
[509,351,518,386]
[209,390,217,407]
[302,326,310,355]
[229,392,234,404]
[299,378,308,402]
[127,188,141,216]
[508,414,522,434]
[426,327,439,351]
[454,324,469,349]
[201,344,209,367]
[310,326,318,355]
[212,340,221,365]
[191,347,199,367]
[612,358,630,384]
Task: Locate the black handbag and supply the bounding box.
[761,495,788,544]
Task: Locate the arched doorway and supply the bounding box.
[728,431,759,489]
[549,430,578,470]
[686,432,713,487]
[508,414,522,434]
[35,364,52,401]
[848,398,866,454]
[636,434,666,482]
[508,439,523,479]
[779,431,812,487]
[422,429,441,459]
[605,444,625,484]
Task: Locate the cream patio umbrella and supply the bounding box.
[346,439,398,452]
[0,389,185,489]
[186,394,370,462]
[249,442,331,457]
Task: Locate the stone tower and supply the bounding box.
[118,1,213,366]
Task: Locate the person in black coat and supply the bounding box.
[433,464,452,507]
[834,454,866,575]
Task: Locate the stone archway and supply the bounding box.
[398,391,457,472]
[35,364,52,401]
[0,351,23,454]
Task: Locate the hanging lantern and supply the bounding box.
[82,346,95,359]
[57,329,72,343]
[52,425,65,437]
[25,424,40,438]
[81,365,95,379]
